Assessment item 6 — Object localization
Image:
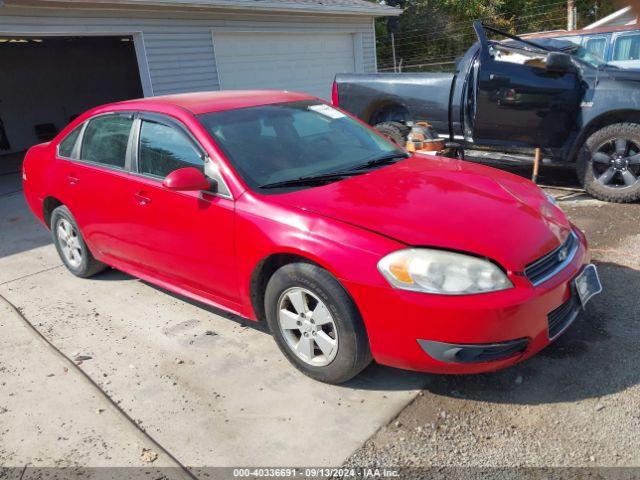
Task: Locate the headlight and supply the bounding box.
[378,249,512,295]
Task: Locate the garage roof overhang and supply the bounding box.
[5,0,402,16]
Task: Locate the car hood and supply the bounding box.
[268,155,572,271]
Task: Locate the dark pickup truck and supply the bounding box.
[333,22,640,203]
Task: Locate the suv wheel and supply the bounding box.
[51,205,107,278]
[577,123,640,203]
[264,262,372,384]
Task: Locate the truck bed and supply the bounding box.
[334,72,455,133]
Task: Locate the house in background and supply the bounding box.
[584,6,637,29]
[0,0,400,157]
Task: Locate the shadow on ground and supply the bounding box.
[89,260,636,400]
[91,268,429,392]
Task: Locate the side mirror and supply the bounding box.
[162,167,211,192]
[546,52,574,73]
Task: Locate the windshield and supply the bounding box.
[198,101,404,191]
[499,35,607,69]
[564,44,608,68]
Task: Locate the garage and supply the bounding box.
[213,32,359,99]
[0,0,400,170]
[0,35,144,156]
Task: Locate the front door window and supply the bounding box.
[138,120,203,178]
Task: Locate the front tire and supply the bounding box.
[264,263,372,384]
[577,123,640,203]
[51,205,107,278]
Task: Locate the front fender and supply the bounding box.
[234,193,404,319]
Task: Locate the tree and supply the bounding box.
[373,0,618,71]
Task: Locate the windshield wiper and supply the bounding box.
[259,171,357,189]
[259,152,408,189]
[347,152,409,171]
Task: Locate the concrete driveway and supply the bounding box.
[0,172,425,471]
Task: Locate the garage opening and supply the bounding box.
[0,35,144,173]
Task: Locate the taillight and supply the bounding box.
[331,80,340,106]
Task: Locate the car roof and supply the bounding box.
[112,90,318,115]
[523,23,640,40]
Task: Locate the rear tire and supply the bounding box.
[264,262,372,384]
[374,121,410,147]
[51,205,107,278]
[577,123,640,203]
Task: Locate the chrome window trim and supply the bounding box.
[526,231,580,287]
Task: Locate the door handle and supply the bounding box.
[67,175,79,185]
[134,192,151,206]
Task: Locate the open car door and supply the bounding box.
[468,22,581,149]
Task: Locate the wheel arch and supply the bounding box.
[568,110,640,162]
[249,251,340,322]
[42,196,64,228]
[365,100,411,126]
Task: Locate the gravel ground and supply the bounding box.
[345,162,640,469]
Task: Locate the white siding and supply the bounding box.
[214,31,357,99]
[0,5,378,96]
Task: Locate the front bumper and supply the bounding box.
[343,228,591,374]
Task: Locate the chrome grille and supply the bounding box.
[525,232,578,286]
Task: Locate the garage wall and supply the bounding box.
[0,5,378,96]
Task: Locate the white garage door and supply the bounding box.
[213,32,357,100]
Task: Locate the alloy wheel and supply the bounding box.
[57,218,83,268]
[591,138,640,189]
[277,287,338,367]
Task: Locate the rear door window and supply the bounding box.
[81,114,133,169]
[584,36,607,61]
[613,34,640,61]
[137,120,203,178]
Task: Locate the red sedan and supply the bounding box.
[23,91,602,383]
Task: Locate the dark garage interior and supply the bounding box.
[0,35,144,173]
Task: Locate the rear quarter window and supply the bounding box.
[58,126,82,158]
